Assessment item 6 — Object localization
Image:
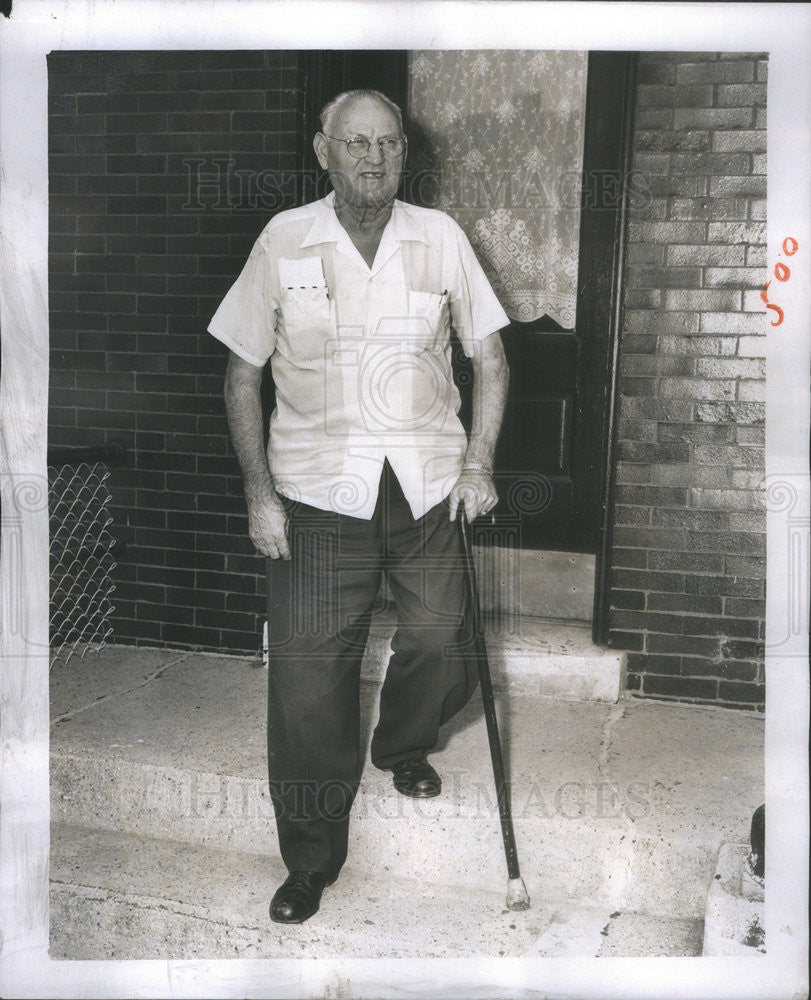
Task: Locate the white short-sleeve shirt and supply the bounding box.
[208,192,508,520]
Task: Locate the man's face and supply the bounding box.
[314,95,406,211]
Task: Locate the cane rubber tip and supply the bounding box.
[506,877,531,911]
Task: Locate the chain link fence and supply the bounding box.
[48,445,123,665]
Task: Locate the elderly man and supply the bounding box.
[208,89,509,924]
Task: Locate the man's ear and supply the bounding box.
[313,132,329,170]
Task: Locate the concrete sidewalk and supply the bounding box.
[49,643,764,959]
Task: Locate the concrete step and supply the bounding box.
[360,609,625,702]
[263,601,622,701]
[50,823,704,959]
[50,646,764,921]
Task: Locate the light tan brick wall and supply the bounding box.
[610,52,767,709]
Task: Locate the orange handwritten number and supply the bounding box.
[761,238,798,326]
[760,280,784,327]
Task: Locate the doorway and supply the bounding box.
[303,50,635,638]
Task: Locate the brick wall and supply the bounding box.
[48,50,306,653]
[608,52,767,709]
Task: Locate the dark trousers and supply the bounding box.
[266,462,477,878]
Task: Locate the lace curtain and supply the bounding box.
[407,50,587,328]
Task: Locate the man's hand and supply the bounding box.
[247,485,291,560]
[448,469,498,523]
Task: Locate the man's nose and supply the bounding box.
[363,140,386,165]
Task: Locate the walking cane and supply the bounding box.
[458,510,531,911]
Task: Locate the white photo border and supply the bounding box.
[0,2,808,998]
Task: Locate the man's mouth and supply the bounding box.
[360,171,385,179]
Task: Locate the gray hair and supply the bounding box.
[319,89,404,137]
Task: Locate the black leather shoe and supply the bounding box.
[392,758,441,798]
[269,870,334,924]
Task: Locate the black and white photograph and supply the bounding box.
[0,2,808,999]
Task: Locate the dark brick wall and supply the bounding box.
[608,52,767,709]
[48,50,306,653]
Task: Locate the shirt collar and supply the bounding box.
[299,192,430,250]
[299,192,345,248]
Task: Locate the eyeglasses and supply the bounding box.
[325,135,406,159]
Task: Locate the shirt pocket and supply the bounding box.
[407,290,449,352]
[278,257,332,363]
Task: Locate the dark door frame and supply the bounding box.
[580,52,637,644]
